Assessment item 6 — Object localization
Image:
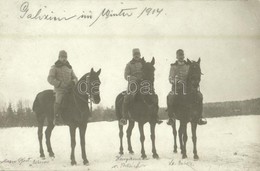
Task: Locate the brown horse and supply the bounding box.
[115,57,160,159]
[33,68,101,165]
[167,58,203,159]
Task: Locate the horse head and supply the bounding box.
[88,68,101,104]
[141,57,155,84]
[187,58,202,92]
[76,68,101,104]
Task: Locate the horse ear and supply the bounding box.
[197,58,201,64]
[97,69,101,76]
[90,68,94,74]
[151,57,155,65]
[187,58,191,64]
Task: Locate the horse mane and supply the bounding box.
[141,58,155,84]
[186,59,202,96]
[77,73,90,83]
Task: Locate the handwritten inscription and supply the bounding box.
[0,157,49,165]
[169,159,194,167]
[19,1,164,27]
[112,155,146,169]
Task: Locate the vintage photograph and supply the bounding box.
[0,0,259,170]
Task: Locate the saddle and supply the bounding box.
[52,90,73,111]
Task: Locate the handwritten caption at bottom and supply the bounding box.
[112,155,146,169]
[0,157,49,166]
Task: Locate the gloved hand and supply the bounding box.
[129,76,137,81]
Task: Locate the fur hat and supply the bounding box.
[132,48,140,55]
[59,50,67,58]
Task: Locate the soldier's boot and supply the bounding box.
[119,102,129,126]
[53,103,61,125]
[166,115,176,125]
[197,118,207,125]
[149,95,163,125]
[155,115,163,125]
[166,94,176,126]
[154,106,163,125]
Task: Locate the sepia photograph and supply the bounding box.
[0,0,260,170]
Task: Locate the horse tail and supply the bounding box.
[32,93,42,114]
[115,91,125,120]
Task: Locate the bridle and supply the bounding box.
[72,74,96,117]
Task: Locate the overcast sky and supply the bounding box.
[0,0,260,108]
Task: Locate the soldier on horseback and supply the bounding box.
[47,50,78,125]
[167,49,207,125]
[119,48,162,126]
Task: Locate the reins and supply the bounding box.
[72,75,93,117]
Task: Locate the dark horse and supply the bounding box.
[33,68,101,165]
[167,58,203,160]
[115,57,159,159]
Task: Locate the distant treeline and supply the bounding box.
[0,98,260,127]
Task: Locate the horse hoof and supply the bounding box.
[194,155,199,160]
[83,160,89,165]
[153,154,159,159]
[71,161,77,166]
[141,154,147,159]
[182,154,187,159]
[129,150,134,154]
[119,151,124,155]
[40,154,45,158]
[49,153,55,158]
[173,149,177,153]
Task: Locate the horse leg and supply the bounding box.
[45,120,55,157]
[79,124,89,165]
[138,123,146,159]
[182,122,188,159]
[70,126,77,165]
[191,122,199,160]
[178,121,184,155]
[118,122,124,155]
[37,116,45,158]
[127,120,135,154]
[150,122,159,159]
[172,119,178,153]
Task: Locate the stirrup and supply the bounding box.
[166,118,175,125]
[53,114,60,125]
[198,118,207,125]
[119,118,127,126]
[156,119,163,125]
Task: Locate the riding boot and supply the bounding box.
[166,111,176,125]
[166,117,176,125]
[197,98,207,125]
[120,102,129,126]
[154,105,163,125]
[53,103,61,125]
[155,115,163,125]
[197,118,207,125]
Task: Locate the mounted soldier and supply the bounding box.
[47,50,78,125]
[119,48,162,126]
[167,49,207,125]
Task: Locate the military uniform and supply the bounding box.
[48,60,78,104]
[120,49,162,125]
[122,58,143,121]
[167,60,205,125]
[47,50,78,125]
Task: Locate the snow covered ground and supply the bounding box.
[0,115,260,171]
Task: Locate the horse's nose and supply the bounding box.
[93,96,100,104]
